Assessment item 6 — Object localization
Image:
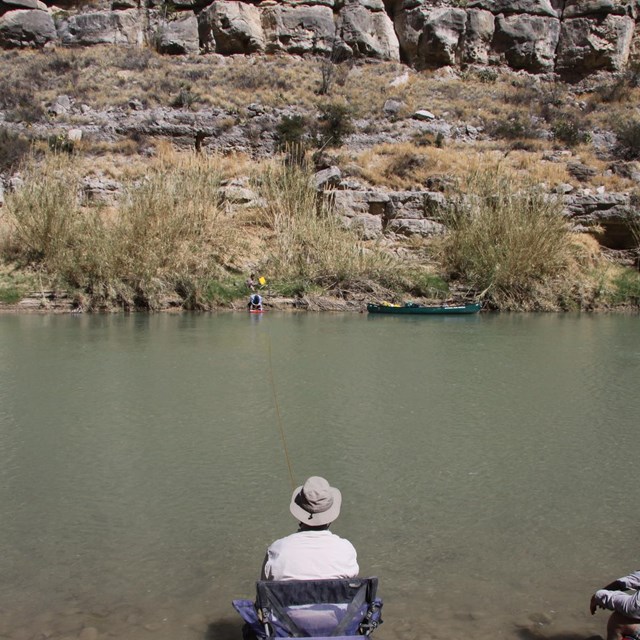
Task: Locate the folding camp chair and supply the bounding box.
[233,577,383,639]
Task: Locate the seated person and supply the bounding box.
[261,476,358,581]
[591,571,640,640]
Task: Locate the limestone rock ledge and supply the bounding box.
[0,0,638,77]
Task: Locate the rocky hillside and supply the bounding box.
[0,0,638,79]
[1,1,640,312]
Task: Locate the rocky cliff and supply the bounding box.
[1,0,638,78]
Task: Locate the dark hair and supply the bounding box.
[298,523,330,532]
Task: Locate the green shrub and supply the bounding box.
[552,119,591,146]
[201,279,244,305]
[488,115,538,140]
[404,271,450,298]
[316,102,354,148]
[609,269,640,306]
[0,128,31,172]
[276,115,308,150]
[0,286,22,304]
[616,119,640,160]
[48,134,75,154]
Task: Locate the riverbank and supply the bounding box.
[2,54,640,313]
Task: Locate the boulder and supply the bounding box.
[343,213,384,239]
[156,12,199,54]
[393,3,426,65]
[563,0,636,18]
[494,14,560,72]
[331,189,389,238]
[1,0,41,10]
[386,218,447,236]
[48,94,72,115]
[0,8,55,47]
[564,192,637,249]
[338,2,400,60]
[261,3,336,55]
[332,189,389,217]
[199,0,265,54]
[556,15,634,75]
[58,9,144,46]
[463,8,494,65]
[415,7,467,68]
[468,0,562,17]
[314,166,342,190]
[386,190,446,220]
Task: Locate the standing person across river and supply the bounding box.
[261,476,359,581]
[591,571,640,640]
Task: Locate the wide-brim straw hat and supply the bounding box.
[290,476,342,526]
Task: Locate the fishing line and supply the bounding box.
[266,330,296,491]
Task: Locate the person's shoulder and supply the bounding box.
[327,531,356,548]
[268,532,300,550]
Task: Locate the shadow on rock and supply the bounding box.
[204,617,241,640]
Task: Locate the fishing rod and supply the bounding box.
[265,330,296,491]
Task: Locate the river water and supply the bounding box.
[0,311,639,640]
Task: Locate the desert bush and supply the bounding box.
[316,102,355,148]
[170,84,200,110]
[0,128,32,172]
[384,151,426,180]
[615,119,640,160]
[552,118,591,147]
[439,169,572,308]
[276,115,309,151]
[488,114,538,140]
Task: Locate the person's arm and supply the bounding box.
[260,551,270,581]
[591,571,640,613]
[592,588,640,618]
[615,572,640,591]
[342,540,359,578]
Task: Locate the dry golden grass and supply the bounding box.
[352,142,579,191]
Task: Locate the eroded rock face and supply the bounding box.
[556,14,634,75]
[494,14,561,72]
[261,3,336,55]
[469,0,563,18]
[58,9,145,46]
[0,0,637,77]
[338,1,400,60]
[199,0,265,54]
[0,8,55,46]
[563,0,637,19]
[156,12,199,54]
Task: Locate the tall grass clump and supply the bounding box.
[440,169,573,309]
[4,152,84,270]
[101,149,239,308]
[254,155,395,294]
[3,149,243,309]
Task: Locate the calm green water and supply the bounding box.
[0,312,639,640]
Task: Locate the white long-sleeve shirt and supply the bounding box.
[594,571,640,618]
[262,530,359,581]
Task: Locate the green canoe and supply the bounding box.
[367,302,482,315]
